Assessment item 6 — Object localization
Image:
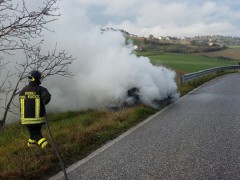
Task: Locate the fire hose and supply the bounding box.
[45,113,68,180]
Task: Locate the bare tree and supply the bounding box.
[0,0,58,53]
[0,0,75,130]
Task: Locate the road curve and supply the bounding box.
[50,73,240,180]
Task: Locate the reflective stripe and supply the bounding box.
[38,138,46,145]
[28,139,36,143]
[21,117,45,125]
[35,97,40,118]
[41,141,48,148]
[38,138,48,149]
[38,138,48,148]
[27,139,37,147]
[20,96,25,120]
[20,93,45,125]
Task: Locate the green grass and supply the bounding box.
[138,51,237,73]
[0,106,156,179]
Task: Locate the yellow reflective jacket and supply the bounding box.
[19,83,51,125]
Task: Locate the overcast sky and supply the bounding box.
[60,0,240,37]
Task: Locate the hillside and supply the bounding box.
[129,36,227,54]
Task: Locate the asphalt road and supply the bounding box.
[50,73,240,180]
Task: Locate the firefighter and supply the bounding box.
[19,70,51,149]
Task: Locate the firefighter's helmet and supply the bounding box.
[28,70,44,83]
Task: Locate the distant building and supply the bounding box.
[130,34,138,37]
[133,45,138,50]
[149,34,154,40]
[166,36,171,40]
[208,42,214,46]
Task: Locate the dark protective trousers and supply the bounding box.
[26,125,43,141]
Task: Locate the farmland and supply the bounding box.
[132,35,240,74]
[199,46,240,61]
[138,50,237,73]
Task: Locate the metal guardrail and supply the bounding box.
[180,65,240,86]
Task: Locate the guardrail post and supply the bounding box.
[180,76,185,87]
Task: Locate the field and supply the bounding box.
[138,49,238,73]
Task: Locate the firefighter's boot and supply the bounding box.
[38,138,48,149]
[27,139,37,147]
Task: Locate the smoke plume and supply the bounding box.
[41,1,179,112]
[45,29,178,111]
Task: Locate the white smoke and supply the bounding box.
[44,28,178,111]
[40,1,179,112]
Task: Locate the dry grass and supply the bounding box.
[0,105,156,179]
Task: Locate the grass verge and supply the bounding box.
[0,106,156,179]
